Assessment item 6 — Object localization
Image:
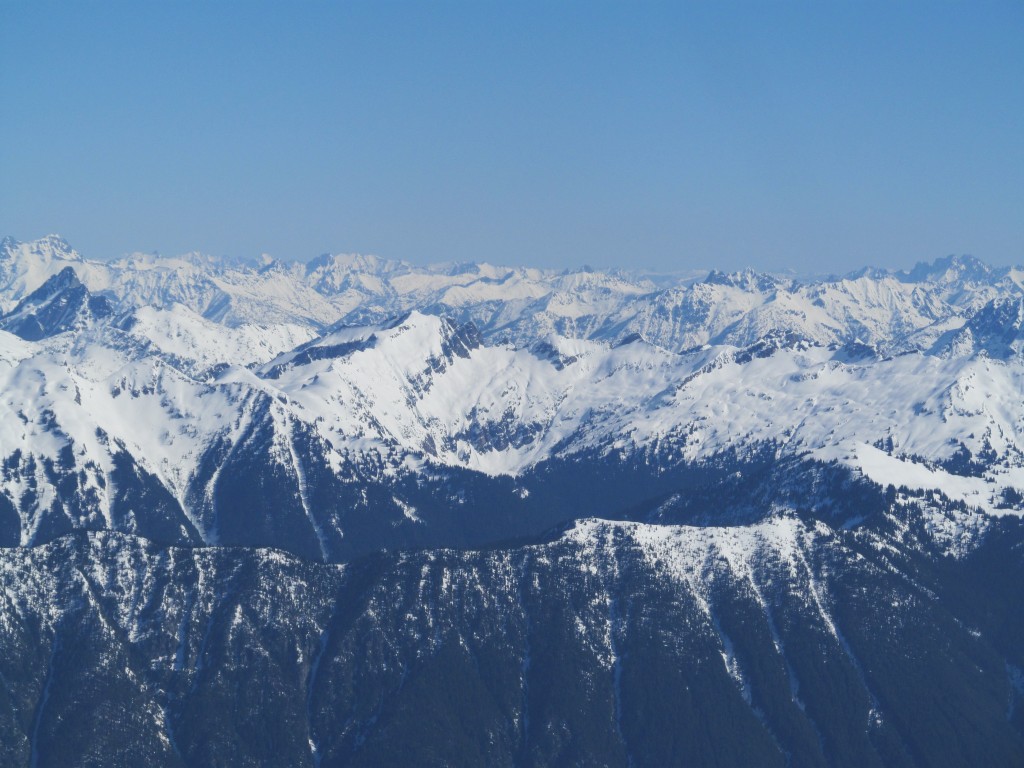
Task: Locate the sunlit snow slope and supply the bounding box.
[0,236,1023,558]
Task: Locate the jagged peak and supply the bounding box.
[260,310,483,380]
[379,310,481,352]
[1,234,80,262]
[842,265,892,281]
[37,233,73,250]
[934,295,1024,359]
[703,268,784,292]
[899,253,993,284]
[305,251,407,275]
[114,250,225,271]
[732,328,815,363]
[20,265,84,302]
[0,264,112,341]
[966,295,1024,332]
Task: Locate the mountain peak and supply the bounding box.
[0,265,110,340]
[901,253,993,284]
[38,233,73,250]
[35,265,83,295]
[377,311,482,361]
[1,234,80,263]
[703,268,782,292]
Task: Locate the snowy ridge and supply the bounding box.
[0,513,994,765]
[0,235,1023,554]
[4,235,1024,765]
[4,236,1023,352]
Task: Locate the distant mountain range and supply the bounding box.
[1,235,1024,766]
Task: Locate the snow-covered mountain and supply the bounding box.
[4,510,1022,766]
[3,234,1024,765]
[5,234,1022,351]
[1,236,1023,554]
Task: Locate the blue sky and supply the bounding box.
[1,1,1022,273]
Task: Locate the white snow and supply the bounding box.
[2,235,1024,545]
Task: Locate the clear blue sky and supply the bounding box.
[2,1,1022,273]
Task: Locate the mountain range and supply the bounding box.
[1,235,1024,766]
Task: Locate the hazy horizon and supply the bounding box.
[8,230,1017,283]
[2,1,1022,275]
